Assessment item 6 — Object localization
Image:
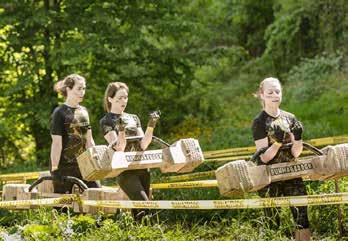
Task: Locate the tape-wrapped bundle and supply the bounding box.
[162,138,204,173]
[77,139,204,181]
[216,143,348,197]
[77,145,117,181]
[215,160,270,196]
[311,144,348,179]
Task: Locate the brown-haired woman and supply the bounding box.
[50,74,100,194]
[99,82,159,219]
[252,77,310,241]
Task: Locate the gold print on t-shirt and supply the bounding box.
[271,117,291,133]
[266,115,292,144]
[63,108,90,163]
[266,115,294,164]
[117,114,142,152]
[119,114,138,137]
[125,114,138,131]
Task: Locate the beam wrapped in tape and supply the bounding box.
[77,138,204,181]
[216,144,348,197]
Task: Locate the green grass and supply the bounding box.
[0,201,347,241]
[0,178,347,240]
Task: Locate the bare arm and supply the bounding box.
[104,130,126,151]
[139,127,153,151]
[86,129,95,149]
[50,135,62,171]
[139,110,160,150]
[255,137,281,164]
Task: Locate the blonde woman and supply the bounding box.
[252,77,310,241]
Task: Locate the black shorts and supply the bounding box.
[117,169,150,200]
[117,169,151,219]
[258,178,310,229]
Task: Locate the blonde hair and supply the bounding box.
[54,74,85,97]
[254,77,281,107]
[103,82,129,112]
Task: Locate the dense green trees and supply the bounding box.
[0,0,347,169]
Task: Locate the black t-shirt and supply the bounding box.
[99,112,143,152]
[50,104,91,168]
[252,110,301,165]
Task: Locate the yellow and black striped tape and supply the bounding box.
[83,192,348,209]
[151,180,217,189]
[163,171,216,183]
[0,171,43,182]
[0,195,76,209]
[0,193,347,210]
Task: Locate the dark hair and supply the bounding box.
[103,82,129,112]
[54,74,86,97]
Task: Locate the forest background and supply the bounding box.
[0,0,348,240]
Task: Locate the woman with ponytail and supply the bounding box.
[252,77,310,241]
[99,82,160,219]
[50,74,100,193]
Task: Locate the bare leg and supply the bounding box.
[295,228,311,241]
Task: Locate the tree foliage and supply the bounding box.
[264,0,347,74]
[0,0,347,169]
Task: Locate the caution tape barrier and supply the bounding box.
[0,171,45,183]
[0,193,347,210]
[162,171,216,183]
[83,192,348,209]
[151,180,218,189]
[110,180,217,190]
[0,195,76,209]
[1,134,347,184]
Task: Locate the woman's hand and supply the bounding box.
[289,121,304,158]
[290,120,303,141]
[147,110,161,128]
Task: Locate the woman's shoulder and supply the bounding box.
[51,104,66,115]
[253,110,267,122]
[99,112,114,125]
